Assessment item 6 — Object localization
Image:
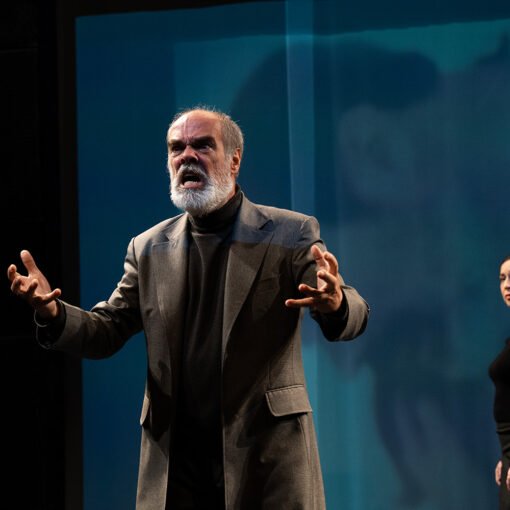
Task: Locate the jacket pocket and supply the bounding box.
[265,385,312,417]
[140,394,150,427]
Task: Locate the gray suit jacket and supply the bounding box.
[49,196,369,509]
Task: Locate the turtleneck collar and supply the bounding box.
[187,186,243,233]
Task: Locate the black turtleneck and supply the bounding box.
[187,186,243,234]
[170,187,242,499]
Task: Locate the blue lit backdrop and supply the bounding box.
[76,3,510,508]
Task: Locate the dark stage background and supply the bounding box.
[3,1,510,509]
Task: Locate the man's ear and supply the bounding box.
[230,148,242,177]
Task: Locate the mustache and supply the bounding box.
[175,162,208,186]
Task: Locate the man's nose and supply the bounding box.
[180,145,198,164]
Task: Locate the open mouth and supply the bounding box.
[178,167,206,190]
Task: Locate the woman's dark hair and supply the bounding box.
[500,255,510,268]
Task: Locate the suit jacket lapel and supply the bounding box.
[151,199,274,375]
[152,213,189,393]
[223,198,274,356]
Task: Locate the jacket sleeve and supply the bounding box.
[41,238,143,359]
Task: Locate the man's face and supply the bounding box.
[167,111,240,216]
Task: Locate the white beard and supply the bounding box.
[170,162,234,217]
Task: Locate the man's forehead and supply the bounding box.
[168,111,222,140]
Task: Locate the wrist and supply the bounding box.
[35,300,60,321]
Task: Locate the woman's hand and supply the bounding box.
[496,460,502,486]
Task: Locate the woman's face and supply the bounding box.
[500,259,510,307]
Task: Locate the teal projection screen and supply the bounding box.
[76,2,510,508]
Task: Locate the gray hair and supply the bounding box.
[169,106,244,157]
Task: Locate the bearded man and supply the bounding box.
[7,107,369,510]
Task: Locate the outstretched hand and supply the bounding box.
[7,250,61,320]
[285,245,343,314]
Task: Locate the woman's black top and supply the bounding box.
[489,338,510,423]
